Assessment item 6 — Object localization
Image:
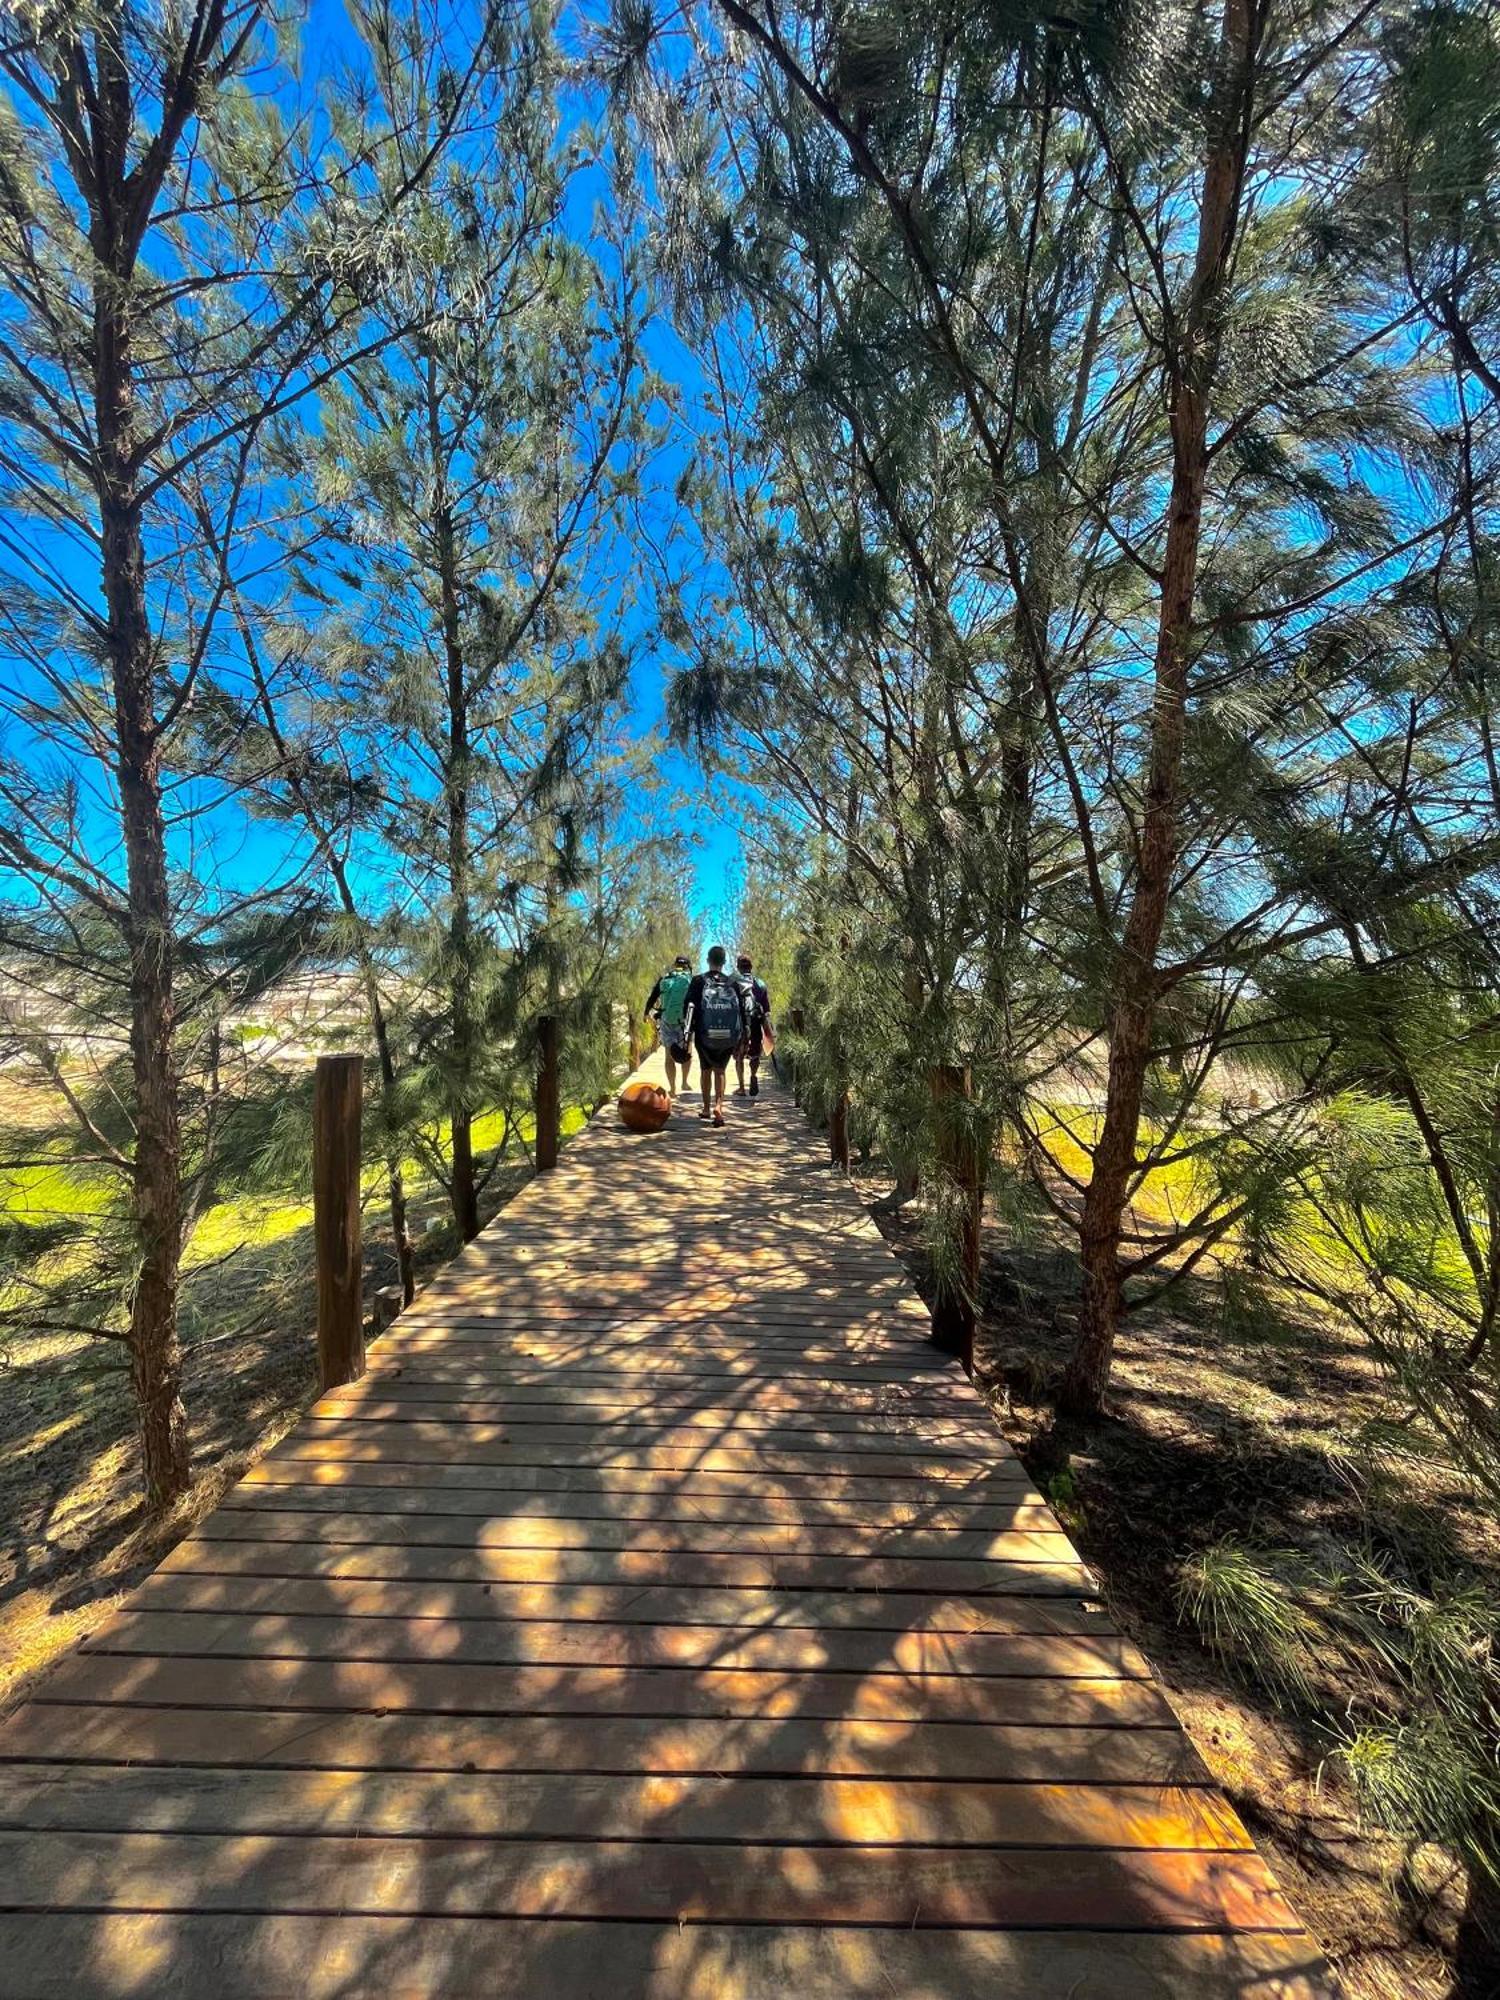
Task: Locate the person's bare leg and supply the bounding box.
[713,1065,727,1125]
[733,1049,745,1093]
[665,1051,678,1093]
[700,1063,712,1119]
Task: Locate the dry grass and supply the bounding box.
[860,1169,1499,2000]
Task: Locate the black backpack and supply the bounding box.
[697,972,745,1052]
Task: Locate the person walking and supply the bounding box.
[643,955,694,1095]
[680,945,744,1127]
[731,953,773,1098]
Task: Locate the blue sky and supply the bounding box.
[0,0,743,938]
[296,0,747,924]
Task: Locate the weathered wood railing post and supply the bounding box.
[929,1062,982,1375]
[535,1014,560,1172]
[314,1053,365,1392]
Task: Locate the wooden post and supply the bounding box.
[314,1054,365,1392]
[829,1086,850,1172]
[930,1062,982,1375]
[536,1014,560,1172]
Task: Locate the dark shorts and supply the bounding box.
[694,1039,733,1073]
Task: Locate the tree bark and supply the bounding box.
[930,1063,982,1375]
[1061,0,1258,1418]
[313,1055,366,1392]
[430,361,480,1243]
[535,1014,561,1172]
[373,1015,417,1304]
[91,29,190,1511]
[829,1086,850,1171]
[238,606,418,1303]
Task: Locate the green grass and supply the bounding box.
[186,1101,591,1266]
[1034,1099,1479,1308]
[4,1098,593,1294]
[0,1157,114,1225]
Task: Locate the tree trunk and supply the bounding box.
[240,607,418,1306]
[313,1055,366,1392]
[91,82,190,1509]
[430,371,480,1244]
[361,975,415,1303]
[930,1062,982,1375]
[894,964,923,1200]
[1061,0,1257,1419]
[829,1086,850,1171]
[535,1014,561,1172]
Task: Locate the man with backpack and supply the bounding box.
[680,944,745,1127]
[732,952,773,1099]
[643,955,694,1095]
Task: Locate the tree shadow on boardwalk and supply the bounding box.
[0,1082,1332,1997]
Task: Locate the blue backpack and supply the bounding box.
[697,972,745,1052]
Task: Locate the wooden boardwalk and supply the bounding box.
[0,1062,1332,1996]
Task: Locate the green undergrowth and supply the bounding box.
[1176,1533,1500,1887]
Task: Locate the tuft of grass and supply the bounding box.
[1175,1538,1313,1705]
[1180,1534,1500,1893]
[1331,1715,1498,1877]
[1045,1463,1085,1531]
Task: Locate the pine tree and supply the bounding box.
[0,0,488,1508]
[281,108,655,1236]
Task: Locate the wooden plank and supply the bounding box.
[232,1466,1042,1507]
[81,1610,1149,1679]
[290,1414,1013,1455]
[243,1442,1029,1482]
[382,1317,931,1345]
[0,1916,1340,1999]
[318,1383,987,1422]
[385,1276,926,1296]
[213,1504,1078,1564]
[206,1486,1053,1531]
[0,1830,1298,1929]
[0,1704,1200,1784]
[391,1293,925,1321]
[406,1247,926,1272]
[360,1353,960,1383]
[162,1534,1100,1594]
[0,1706,1198,1783]
[0,1764,1248,1848]
[386,1310,937,1336]
[376,1348,959,1383]
[30,1655,1174,1725]
[336,1379,984,1418]
[121,1572,1117,1635]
